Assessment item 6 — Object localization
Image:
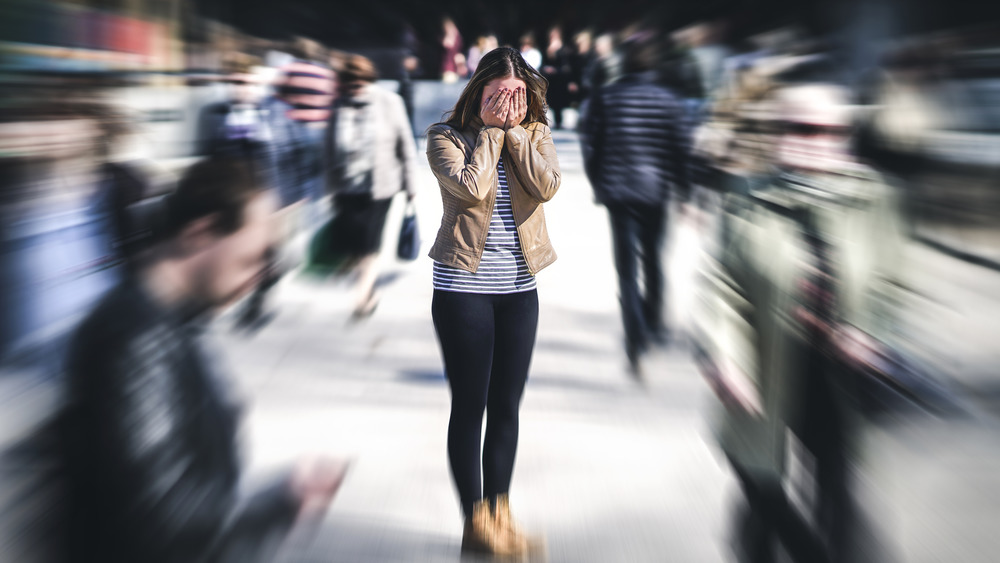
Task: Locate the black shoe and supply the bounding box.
[649,327,671,348]
[626,341,646,381]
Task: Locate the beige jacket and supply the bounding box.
[426,120,560,274]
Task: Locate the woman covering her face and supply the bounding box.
[425,46,560,558]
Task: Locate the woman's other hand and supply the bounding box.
[480,87,511,128]
[505,87,527,130]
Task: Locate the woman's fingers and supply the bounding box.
[489,88,506,112]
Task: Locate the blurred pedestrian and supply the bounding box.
[426,46,560,558]
[399,23,422,126]
[196,62,269,161]
[519,33,542,70]
[57,157,349,563]
[542,26,574,129]
[233,47,336,330]
[583,32,621,92]
[466,34,499,77]
[441,17,466,83]
[579,37,691,376]
[570,30,594,106]
[325,54,418,318]
[696,72,908,563]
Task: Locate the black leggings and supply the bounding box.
[431,289,539,517]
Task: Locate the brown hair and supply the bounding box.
[340,54,378,83]
[441,46,548,131]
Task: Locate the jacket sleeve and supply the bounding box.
[324,107,341,196]
[426,124,504,203]
[579,92,603,188]
[503,124,561,203]
[392,94,419,199]
[98,335,299,560]
[671,97,693,203]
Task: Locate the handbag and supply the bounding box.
[396,201,420,261]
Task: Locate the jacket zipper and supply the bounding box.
[502,148,535,275]
[473,156,498,274]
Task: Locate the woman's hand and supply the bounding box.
[480,88,511,128]
[504,87,527,130]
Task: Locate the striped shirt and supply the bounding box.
[278,60,335,123]
[433,158,537,294]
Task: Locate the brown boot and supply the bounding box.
[462,500,495,554]
[493,494,545,558]
[462,498,532,559]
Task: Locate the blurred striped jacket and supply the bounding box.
[278,59,336,124]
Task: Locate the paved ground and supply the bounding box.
[214,130,1000,562]
[222,130,735,562]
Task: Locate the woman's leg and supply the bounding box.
[352,253,380,316]
[482,290,539,501]
[432,290,496,517]
[351,197,392,317]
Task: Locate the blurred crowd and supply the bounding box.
[1,1,1000,562]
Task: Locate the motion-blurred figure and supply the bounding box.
[235,47,335,330]
[583,32,621,93]
[569,30,593,111]
[580,36,691,376]
[542,26,574,130]
[696,68,908,563]
[519,33,542,71]
[196,63,269,161]
[467,34,499,77]
[325,55,417,318]
[440,17,466,83]
[56,157,348,563]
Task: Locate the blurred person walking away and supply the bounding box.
[426,46,560,558]
[541,26,574,130]
[579,36,691,377]
[325,54,417,319]
[235,42,336,330]
[54,157,349,563]
[583,32,621,93]
[441,17,466,83]
[399,24,423,128]
[569,30,594,114]
[695,68,908,563]
[519,33,542,71]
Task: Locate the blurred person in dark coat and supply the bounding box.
[56,157,348,563]
[541,26,574,130]
[580,36,691,376]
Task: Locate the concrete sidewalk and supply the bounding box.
[217,129,734,562]
[213,129,1000,563]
